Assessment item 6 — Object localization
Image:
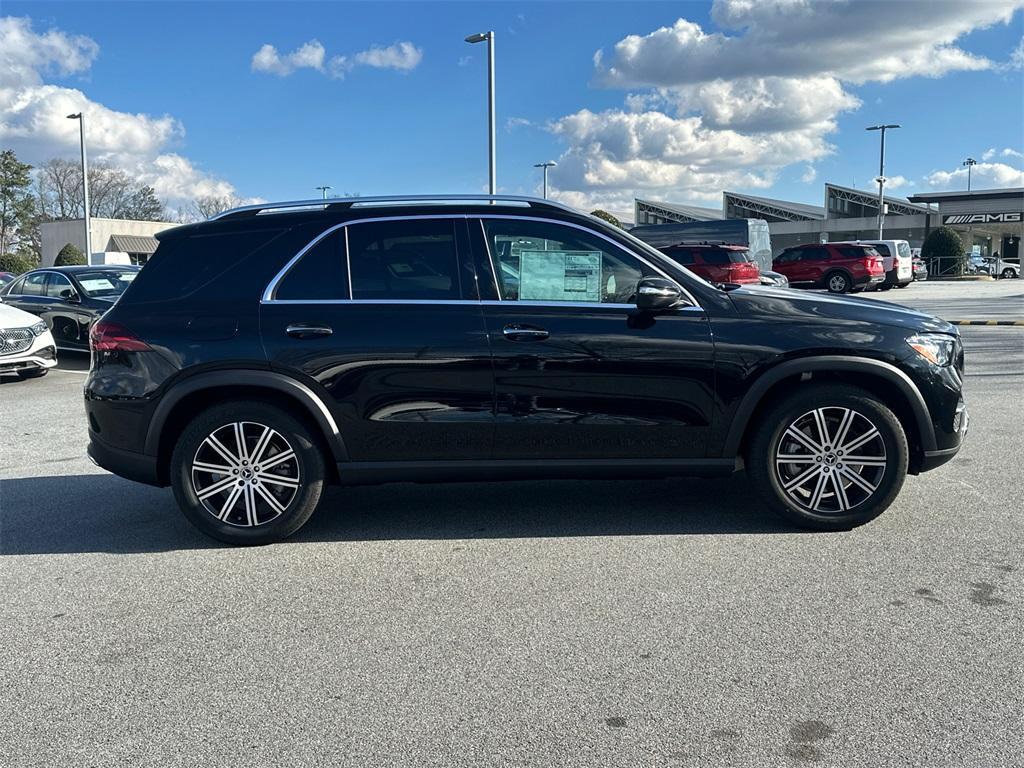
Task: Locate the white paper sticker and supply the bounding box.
[79,278,116,292]
[518,250,602,302]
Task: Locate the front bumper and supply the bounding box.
[919,400,968,472]
[0,333,58,374]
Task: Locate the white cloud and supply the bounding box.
[982,147,998,161]
[596,1,1020,88]
[0,17,247,211]
[800,165,817,184]
[505,116,533,131]
[0,16,98,88]
[251,40,325,76]
[925,162,1024,190]
[1002,147,1024,160]
[547,1,1022,209]
[253,39,423,79]
[1007,36,1024,69]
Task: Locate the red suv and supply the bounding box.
[773,243,885,293]
[657,243,760,285]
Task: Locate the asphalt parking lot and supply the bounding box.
[1,281,1022,767]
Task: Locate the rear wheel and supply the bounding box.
[1002,268,1016,279]
[746,385,908,530]
[170,401,326,545]
[826,271,852,294]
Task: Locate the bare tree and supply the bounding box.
[36,159,167,221]
[188,195,245,221]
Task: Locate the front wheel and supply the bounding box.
[826,272,852,294]
[170,401,326,545]
[746,385,909,530]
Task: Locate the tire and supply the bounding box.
[1002,268,1016,279]
[894,282,910,289]
[170,400,326,545]
[746,384,909,531]
[825,271,852,294]
[16,367,48,379]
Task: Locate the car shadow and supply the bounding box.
[0,472,807,556]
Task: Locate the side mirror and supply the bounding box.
[636,277,684,311]
[62,289,81,303]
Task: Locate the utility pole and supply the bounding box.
[67,112,92,259]
[533,161,557,199]
[962,158,977,191]
[866,124,900,239]
[316,185,332,200]
[465,31,496,195]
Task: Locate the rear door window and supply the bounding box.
[275,230,348,300]
[46,273,75,298]
[347,219,464,300]
[22,273,46,296]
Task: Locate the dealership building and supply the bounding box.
[635,184,1023,265]
[40,217,178,267]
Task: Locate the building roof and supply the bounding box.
[907,187,1024,204]
[825,182,930,215]
[107,234,160,254]
[636,198,724,221]
[724,191,825,221]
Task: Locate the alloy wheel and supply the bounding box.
[828,274,848,292]
[774,407,886,515]
[191,421,300,527]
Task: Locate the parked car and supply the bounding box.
[85,195,967,544]
[981,256,1020,279]
[0,271,16,289]
[759,269,790,288]
[0,265,141,350]
[0,300,58,379]
[912,257,928,281]
[773,243,885,293]
[831,240,913,290]
[630,218,773,273]
[654,242,761,285]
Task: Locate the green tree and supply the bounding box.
[0,252,34,275]
[55,242,86,266]
[590,209,623,229]
[920,226,965,276]
[0,150,36,256]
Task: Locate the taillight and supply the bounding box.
[868,258,884,273]
[90,320,151,352]
[727,263,761,283]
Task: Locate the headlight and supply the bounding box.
[30,321,47,337]
[907,333,955,366]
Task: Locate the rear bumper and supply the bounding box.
[87,435,163,487]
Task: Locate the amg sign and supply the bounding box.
[943,212,1022,225]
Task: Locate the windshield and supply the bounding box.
[897,241,911,259]
[74,269,138,298]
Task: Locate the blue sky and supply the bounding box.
[2,1,1022,217]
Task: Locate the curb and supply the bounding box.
[949,320,1024,326]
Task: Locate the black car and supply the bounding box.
[0,265,141,350]
[84,195,967,545]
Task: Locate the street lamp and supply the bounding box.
[866,123,900,239]
[962,158,977,191]
[315,185,332,200]
[66,112,92,259]
[533,161,557,199]
[465,31,496,196]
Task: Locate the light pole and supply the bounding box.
[533,161,557,199]
[465,31,496,196]
[67,112,92,259]
[866,123,900,239]
[316,185,332,200]
[962,158,977,191]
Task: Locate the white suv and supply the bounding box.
[833,239,913,290]
[0,301,57,379]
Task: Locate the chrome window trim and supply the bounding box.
[262,213,468,302]
[261,212,702,311]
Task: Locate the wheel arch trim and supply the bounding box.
[722,356,936,457]
[144,369,346,460]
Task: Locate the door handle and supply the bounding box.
[502,323,549,341]
[286,324,333,339]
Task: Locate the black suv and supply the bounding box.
[85,195,967,544]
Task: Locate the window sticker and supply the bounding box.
[518,250,602,302]
[79,278,116,292]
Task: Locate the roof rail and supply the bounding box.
[208,194,580,221]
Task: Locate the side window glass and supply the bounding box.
[873,244,891,257]
[347,219,462,300]
[276,230,348,300]
[6,277,26,295]
[776,250,799,264]
[46,274,74,299]
[482,219,653,304]
[23,273,46,296]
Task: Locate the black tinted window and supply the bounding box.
[276,230,348,300]
[663,247,696,265]
[46,273,74,298]
[347,219,461,300]
[802,248,829,261]
[775,249,801,264]
[838,247,873,259]
[872,244,891,256]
